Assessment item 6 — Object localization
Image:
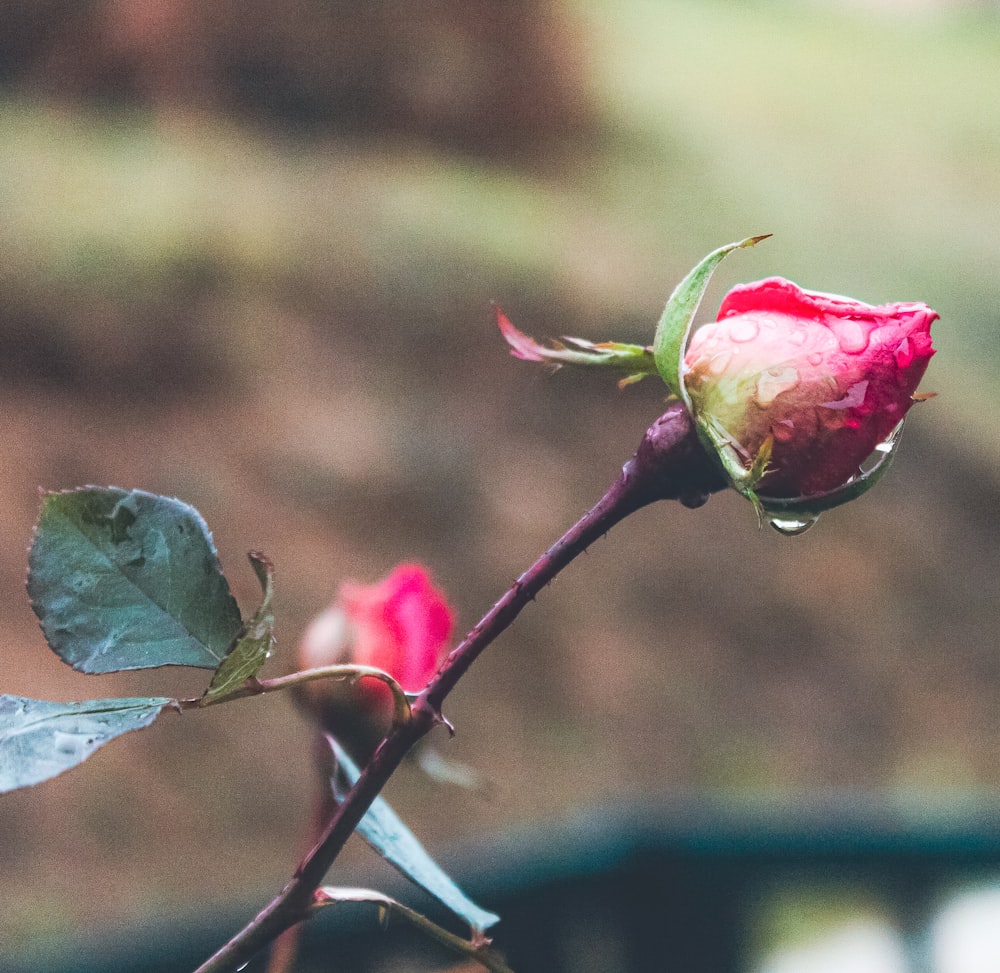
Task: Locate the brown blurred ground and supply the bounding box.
[0,0,999,963]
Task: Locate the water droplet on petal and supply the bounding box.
[771,420,796,442]
[807,352,825,367]
[729,318,760,343]
[894,337,914,369]
[756,367,800,406]
[769,515,820,536]
[821,379,869,411]
[833,320,871,354]
[708,350,733,376]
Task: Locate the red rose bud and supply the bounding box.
[296,564,454,760]
[683,277,937,499]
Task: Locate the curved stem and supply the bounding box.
[177,664,412,726]
[192,401,724,973]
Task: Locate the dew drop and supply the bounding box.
[821,379,868,411]
[833,320,871,354]
[769,515,820,536]
[756,367,800,406]
[52,731,92,760]
[708,350,733,376]
[894,337,914,369]
[807,352,824,366]
[771,420,796,442]
[729,318,760,342]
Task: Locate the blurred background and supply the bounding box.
[0,0,999,969]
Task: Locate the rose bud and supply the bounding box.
[295,564,454,762]
[682,277,937,499]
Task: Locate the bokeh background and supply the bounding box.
[1,0,999,969]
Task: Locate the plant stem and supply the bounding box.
[178,664,412,725]
[192,401,725,973]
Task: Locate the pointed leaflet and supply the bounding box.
[497,308,656,385]
[652,235,771,403]
[28,487,242,672]
[203,552,275,702]
[0,694,169,792]
[330,738,500,936]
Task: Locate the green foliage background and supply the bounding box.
[0,0,997,962]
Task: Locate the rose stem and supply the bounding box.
[193,401,725,973]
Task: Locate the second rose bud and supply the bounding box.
[295,564,454,762]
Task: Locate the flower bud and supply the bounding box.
[682,277,937,498]
[296,564,454,761]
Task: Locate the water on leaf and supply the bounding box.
[769,515,820,536]
[52,731,95,760]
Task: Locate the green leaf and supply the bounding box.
[330,739,500,936]
[314,887,513,972]
[27,487,243,673]
[652,235,771,401]
[0,694,169,792]
[497,308,657,385]
[202,552,275,702]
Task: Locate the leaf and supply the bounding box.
[496,308,656,384]
[27,487,243,672]
[652,235,771,402]
[0,694,169,792]
[329,738,500,936]
[203,552,276,702]
[314,887,514,972]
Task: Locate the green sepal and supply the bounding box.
[202,552,276,703]
[652,235,771,402]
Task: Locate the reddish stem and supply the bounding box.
[193,401,724,973]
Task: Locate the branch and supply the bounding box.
[192,401,725,973]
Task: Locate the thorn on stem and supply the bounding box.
[433,710,456,736]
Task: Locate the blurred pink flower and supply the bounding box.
[683,277,937,498]
[297,565,454,754]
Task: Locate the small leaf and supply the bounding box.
[329,738,500,936]
[0,694,169,792]
[497,308,656,384]
[652,235,771,402]
[314,887,513,972]
[28,487,243,672]
[203,552,276,702]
